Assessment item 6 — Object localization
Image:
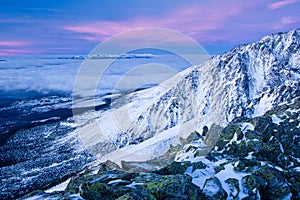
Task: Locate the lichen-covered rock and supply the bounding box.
[288,171,300,199]
[142,174,202,199]
[225,178,240,198]
[255,166,291,200]
[189,99,300,199]
[116,192,156,200]
[65,167,203,200]
[234,158,261,172]
[242,175,267,196]
[154,161,206,175]
[242,167,292,200]
[202,177,227,199]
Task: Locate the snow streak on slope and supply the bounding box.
[77,29,300,165]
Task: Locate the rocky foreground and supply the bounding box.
[22,98,300,199]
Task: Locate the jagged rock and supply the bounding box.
[258,138,282,162]
[187,99,299,199]
[234,158,261,172]
[64,167,203,200]
[225,178,240,198]
[117,192,156,200]
[202,176,227,199]
[20,190,72,200]
[242,175,266,200]
[154,161,205,175]
[288,171,300,199]
[242,166,292,200]
[99,160,122,171]
[141,174,202,199]
[255,166,291,199]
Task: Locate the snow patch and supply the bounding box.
[126,182,144,188]
[240,123,254,133]
[215,163,249,199]
[294,167,300,172]
[22,195,44,200]
[272,115,284,125]
[253,94,275,117]
[45,178,71,193]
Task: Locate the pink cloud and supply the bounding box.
[281,16,296,24]
[268,0,296,9]
[62,1,256,43]
[0,41,29,47]
[0,47,82,56]
[63,21,129,42]
[273,16,296,30]
[0,41,32,56]
[0,49,44,56]
[64,22,128,37]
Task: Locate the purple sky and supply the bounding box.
[0,0,299,56]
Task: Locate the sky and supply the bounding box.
[0,0,299,56]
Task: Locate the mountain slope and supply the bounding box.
[79,29,300,164]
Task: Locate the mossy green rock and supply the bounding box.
[202,176,227,199]
[66,168,203,200]
[225,178,239,198]
[255,166,291,199]
[154,161,206,175]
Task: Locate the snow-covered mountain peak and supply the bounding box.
[209,28,299,116]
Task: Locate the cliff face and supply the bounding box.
[208,29,300,121]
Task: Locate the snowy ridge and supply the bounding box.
[77,29,300,164]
